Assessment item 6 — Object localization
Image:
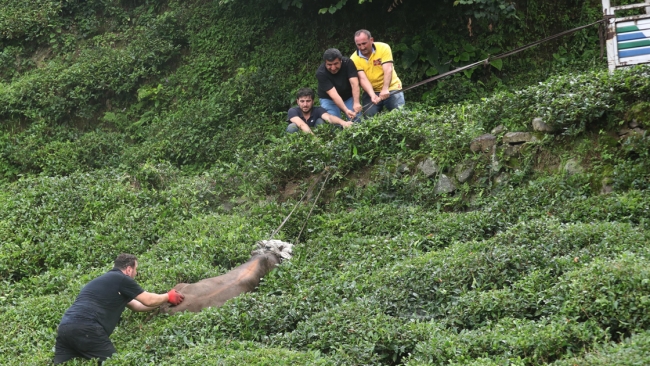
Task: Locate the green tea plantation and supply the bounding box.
[1,0,649,364]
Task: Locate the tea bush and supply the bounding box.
[0,32,181,122]
[406,317,609,365]
[551,330,650,366]
[1,0,650,363]
[2,123,127,176]
[115,343,337,365]
[612,134,650,191]
[270,299,421,364]
[0,169,214,280]
[0,294,65,364]
[371,219,648,319]
[0,0,62,41]
[551,252,650,338]
[436,65,650,135]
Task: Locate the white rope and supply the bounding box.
[252,240,294,261]
[268,169,331,243]
[295,170,331,244]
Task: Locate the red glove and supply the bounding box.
[167,289,184,305]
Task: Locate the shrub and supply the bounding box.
[0,169,213,280]
[0,12,183,123]
[406,317,609,365]
[444,65,650,135]
[550,252,650,338]
[612,134,650,191]
[270,299,421,364]
[0,0,62,41]
[0,294,66,365]
[551,330,650,366]
[371,219,648,320]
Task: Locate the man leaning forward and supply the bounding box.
[286,87,353,134]
[53,254,185,364]
[316,48,362,121]
[350,29,405,117]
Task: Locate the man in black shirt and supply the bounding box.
[286,87,353,134]
[53,253,185,364]
[316,48,362,121]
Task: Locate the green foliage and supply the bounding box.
[0,169,213,281]
[223,0,518,20]
[271,299,420,364]
[552,252,650,338]
[0,295,66,364]
[0,0,62,41]
[1,122,126,177]
[1,0,650,364]
[371,219,649,320]
[552,330,650,366]
[454,0,517,21]
[407,317,608,365]
[0,45,35,81]
[613,134,650,191]
[0,41,178,121]
[463,65,650,134]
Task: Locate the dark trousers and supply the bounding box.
[53,323,116,364]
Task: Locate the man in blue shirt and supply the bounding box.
[286,88,353,134]
[53,253,185,364]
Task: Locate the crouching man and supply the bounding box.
[53,253,185,364]
[286,87,354,134]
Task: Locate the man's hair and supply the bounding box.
[114,253,137,270]
[296,87,315,100]
[354,29,372,39]
[323,48,343,62]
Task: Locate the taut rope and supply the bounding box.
[268,169,332,244]
[359,17,612,116]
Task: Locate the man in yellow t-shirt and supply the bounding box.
[350,29,405,118]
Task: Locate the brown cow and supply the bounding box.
[159,240,293,314]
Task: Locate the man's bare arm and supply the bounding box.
[380,62,393,100]
[134,291,169,308]
[322,112,353,128]
[126,298,158,312]
[349,77,362,115]
[357,71,381,105]
[325,87,355,120]
[289,116,314,134]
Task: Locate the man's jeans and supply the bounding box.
[362,91,405,118]
[286,118,325,133]
[320,97,361,122]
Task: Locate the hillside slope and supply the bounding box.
[1,0,650,365]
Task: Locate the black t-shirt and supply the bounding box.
[60,268,145,335]
[316,57,358,100]
[287,106,328,127]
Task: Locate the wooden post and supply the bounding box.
[602,0,612,15]
[602,0,616,72]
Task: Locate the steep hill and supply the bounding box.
[1,0,649,365]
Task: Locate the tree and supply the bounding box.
[219,0,516,20]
